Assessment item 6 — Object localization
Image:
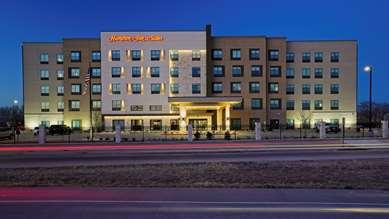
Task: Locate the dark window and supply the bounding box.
[302,84,311,94]
[132,66,141,78]
[314,84,323,94]
[150,67,160,77]
[170,50,179,61]
[170,67,179,77]
[251,65,262,77]
[233,100,243,110]
[131,84,141,94]
[91,51,101,62]
[112,100,121,111]
[90,67,101,78]
[151,84,161,94]
[270,99,281,110]
[212,49,223,60]
[286,52,294,63]
[231,82,241,93]
[314,52,323,62]
[111,67,121,78]
[231,118,241,130]
[331,100,339,110]
[331,84,339,94]
[314,68,323,78]
[192,67,201,77]
[314,100,323,110]
[40,53,49,64]
[268,50,279,61]
[213,65,225,77]
[230,49,241,60]
[131,50,141,61]
[150,50,161,61]
[286,68,295,78]
[270,66,281,77]
[170,84,179,94]
[192,83,201,94]
[232,65,243,77]
[302,52,311,62]
[268,82,279,93]
[302,100,311,110]
[249,48,260,60]
[112,83,121,94]
[111,50,120,61]
[212,82,223,93]
[70,51,81,62]
[40,85,49,96]
[301,68,311,79]
[286,84,295,95]
[251,98,262,109]
[331,52,339,62]
[331,68,339,78]
[249,82,260,93]
[249,118,261,130]
[286,100,295,110]
[92,83,101,95]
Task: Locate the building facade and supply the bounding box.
[22,25,357,130]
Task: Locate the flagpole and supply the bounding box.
[89,61,93,142]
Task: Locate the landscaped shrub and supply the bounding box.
[224,131,231,140]
[194,131,201,140]
[206,131,213,140]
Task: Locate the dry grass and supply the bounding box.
[1,159,388,190]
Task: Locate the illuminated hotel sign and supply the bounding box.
[108,35,163,42]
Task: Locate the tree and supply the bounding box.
[357,102,389,127]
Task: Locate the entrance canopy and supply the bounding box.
[168,96,242,107]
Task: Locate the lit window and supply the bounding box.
[57,70,64,80]
[69,100,80,111]
[57,86,64,96]
[71,120,81,129]
[71,84,81,95]
[92,83,101,94]
[268,82,279,93]
[170,67,179,77]
[192,50,201,61]
[69,67,80,78]
[170,83,179,94]
[112,100,121,111]
[40,85,49,96]
[56,53,64,64]
[40,69,49,80]
[92,100,101,110]
[315,100,323,110]
[41,102,50,112]
[170,50,179,61]
[40,53,49,64]
[302,68,311,79]
[57,101,64,112]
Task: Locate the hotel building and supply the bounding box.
[22,25,357,130]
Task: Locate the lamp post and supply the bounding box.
[364,65,373,135]
[12,99,18,144]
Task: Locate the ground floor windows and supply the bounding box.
[71,120,81,130]
[231,118,241,130]
[150,120,162,131]
[131,120,143,131]
[249,118,260,130]
[170,119,179,131]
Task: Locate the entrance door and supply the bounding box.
[188,119,208,130]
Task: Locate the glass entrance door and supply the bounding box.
[188,119,208,130]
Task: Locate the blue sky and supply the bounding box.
[0,0,388,106]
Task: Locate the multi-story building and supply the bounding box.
[22,25,357,130]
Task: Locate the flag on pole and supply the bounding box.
[82,71,91,95]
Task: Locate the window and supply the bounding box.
[232,65,243,77]
[111,67,121,77]
[131,83,141,94]
[230,49,241,60]
[41,85,49,96]
[268,50,279,61]
[212,49,223,60]
[302,52,311,62]
[150,120,162,131]
[71,120,81,129]
[192,83,201,94]
[192,67,201,77]
[302,84,311,94]
[41,102,50,112]
[249,48,260,60]
[150,105,162,111]
[212,82,222,93]
[249,82,260,93]
[331,52,339,62]
[192,50,201,61]
[286,68,295,78]
[70,51,81,62]
[40,70,49,80]
[56,70,64,80]
[40,53,49,64]
[91,67,101,78]
[170,67,179,77]
[331,68,339,78]
[111,50,120,61]
[57,101,64,112]
[286,84,295,95]
[112,100,121,111]
[286,100,295,110]
[150,50,161,61]
[233,100,243,110]
[151,83,161,94]
[91,51,101,62]
[130,66,141,78]
[251,65,262,77]
[287,119,295,129]
[92,83,101,94]
[69,100,80,111]
[231,119,241,130]
[251,98,262,109]
[302,100,311,110]
[131,105,143,111]
[170,50,179,61]
[170,119,179,131]
[56,53,64,64]
[112,83,121,94]
[249,118,261,130]
[92,100,101,110]
[213,66,224,77]
[331,100,339,110]
[270,66,281,77]
[286,52,294,62]
[331,84,339,94]
[314,68,323,78]
[314,84,323,94]
[268,82,279,93]
[270,99,281,109]
[131,50,141,61]
[150,67,160,77]
[301,68,311,78]
[71,84,81,95]
[314,52,323,62]
[314,100,323,110]
[170,83,179,94]
[231,82,241,93]
[69,67,80,78]
[57,85,64,96]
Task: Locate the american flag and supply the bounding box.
[82,72,91,95]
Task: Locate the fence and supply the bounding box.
[0,123,385,144]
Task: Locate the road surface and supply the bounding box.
[0,187,388,218]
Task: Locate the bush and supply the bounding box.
[224,131,231,140]
[194,131,201,140]
[206,131,213,140]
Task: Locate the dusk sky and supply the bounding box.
[0,0,388,107]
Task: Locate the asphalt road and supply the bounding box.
[0,187,388,218]
[1,146,389,168]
